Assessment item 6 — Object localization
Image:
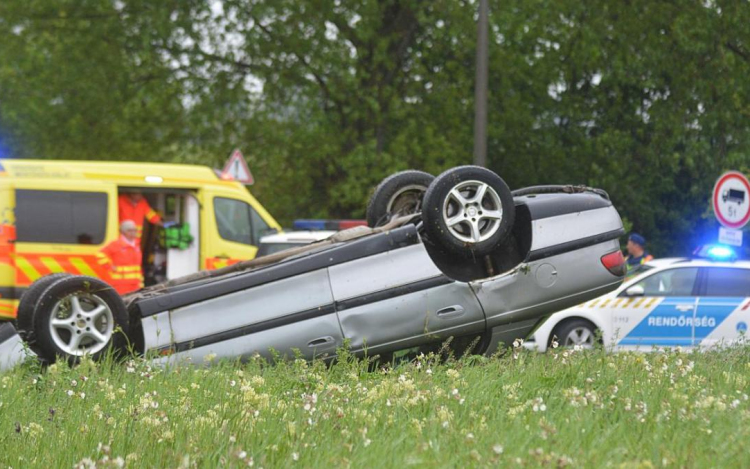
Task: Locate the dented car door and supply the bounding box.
[329,242,486,356]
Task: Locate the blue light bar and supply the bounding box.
[293,219,328,230]
[707,245,735,260]
[694,244,738,261]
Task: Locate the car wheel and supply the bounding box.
[15,273,73,344]
[366,170,434,227]
[551,319,598,349]
[31,276,129,364]
[422,165,515,257]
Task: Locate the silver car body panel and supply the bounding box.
[0,323,31,372]
[328,244,442,299]
[338,280,485,355]
[474,239,623,328]
[529,207,622,251]
[144,269,342,361]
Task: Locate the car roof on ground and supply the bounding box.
[260,230,337,244]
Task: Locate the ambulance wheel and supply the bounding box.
[366,170,434,227]
[551,319,599,349]
[422,166,515,257]
[15,273,73,345]
[32,276,129,364]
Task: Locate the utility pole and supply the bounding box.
[473,0,489,167]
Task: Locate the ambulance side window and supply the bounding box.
[703,268,750,297]
[15,190,107,244]
[635,268,699,297]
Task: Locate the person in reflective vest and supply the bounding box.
[118,191,162,241]
[97,220,144,295]
[625,232,654,279]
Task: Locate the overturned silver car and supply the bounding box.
[2,166,626,367]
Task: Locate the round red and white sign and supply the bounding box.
[713,171,750,229]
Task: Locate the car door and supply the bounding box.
[616,267,700,349]
[204,193,260,269]
[693,267,750,347]
[329,243,486,356]
[144,267,344,363]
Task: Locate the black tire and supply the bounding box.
[550,319,599,349]
[15,273,73,344]
[32,276,129,364]
[366,170,434,227]
[422,166,515,257]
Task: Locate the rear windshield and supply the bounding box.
[15,190,107,244]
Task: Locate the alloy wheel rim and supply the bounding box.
[442,180,503,243]
[564,327,595,348]
[49,293,114,356]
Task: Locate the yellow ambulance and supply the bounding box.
[0,159,281,319]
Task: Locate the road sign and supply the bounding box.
[222,149,254,184]
[712,171,750,229]
[719,227,743,247]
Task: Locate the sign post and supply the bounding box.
[222,149,254,184]
[712,171,750,246]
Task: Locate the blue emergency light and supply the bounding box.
[707,245,735,260]
[694,244,737,261]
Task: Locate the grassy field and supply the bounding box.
[1,343,749,468]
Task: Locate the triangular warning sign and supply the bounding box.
[222,149,254,184]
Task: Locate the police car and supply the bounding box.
[526,245,750,351]
[256,220,368,257]
[257,231,337,257]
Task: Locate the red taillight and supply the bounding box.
[601,251,626,276]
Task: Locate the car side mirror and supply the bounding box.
[625,285,645,297]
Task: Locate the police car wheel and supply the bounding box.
[31,276,129,364]
[551,319,598,349]
[366,170,434,227]
[15,273,73,346]
[422,166,515,257]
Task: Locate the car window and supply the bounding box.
[634,268,699,296]
[15,189,107,244]
[214,197,272,246]
[214,198,254,245]
[703,268,750,297]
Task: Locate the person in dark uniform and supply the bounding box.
[625,232,653,278]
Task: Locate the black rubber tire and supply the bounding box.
[15,273,72,344]
[422,166,515,257]
[32,276,129,364]
[366,170,434,227]
[550,319,599,349]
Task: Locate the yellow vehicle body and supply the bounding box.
[0,159,281,320]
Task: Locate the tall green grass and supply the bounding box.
[1,344,749,468]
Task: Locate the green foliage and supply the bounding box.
[1,0,750,254]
